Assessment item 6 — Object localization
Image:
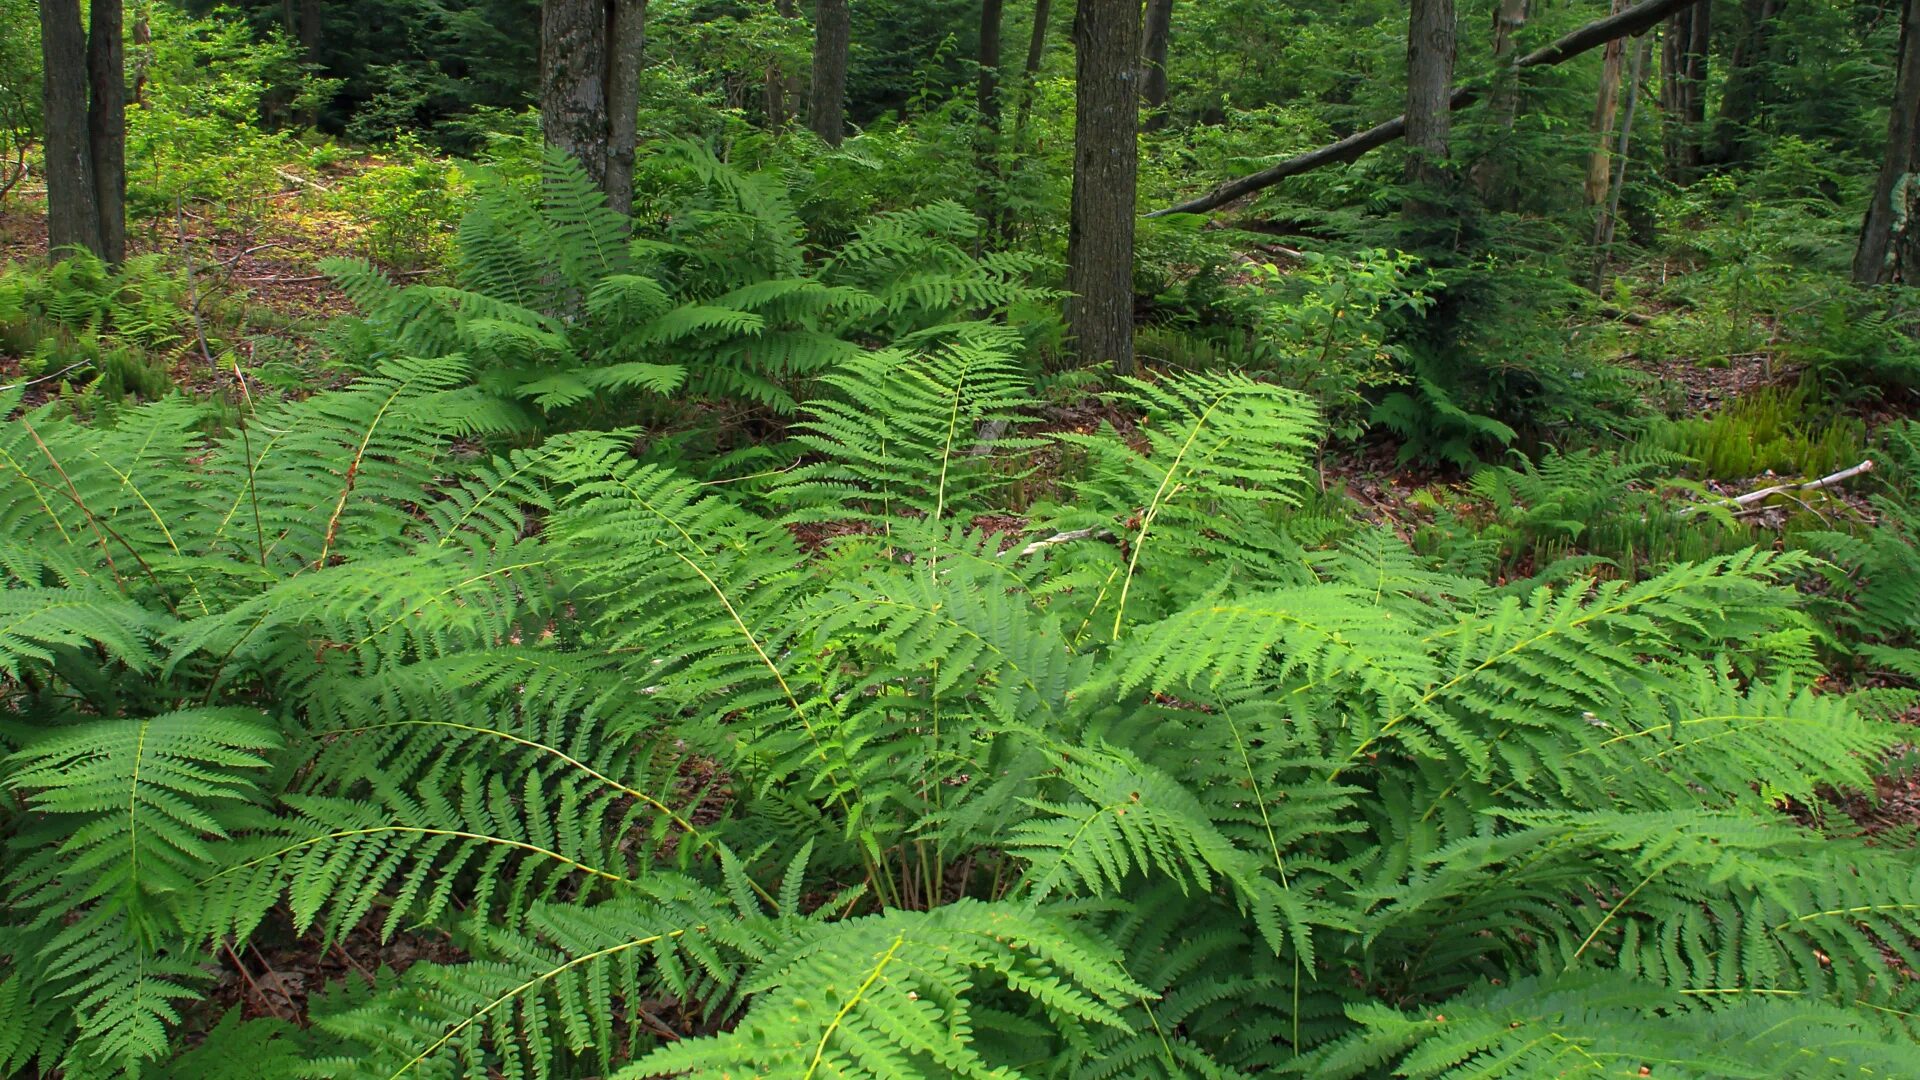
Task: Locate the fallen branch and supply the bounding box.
[1005,526,1115,557]
[275,168,331,193]
[1147,0,1706,218]
[246,268,434,284]
[1677,460,1874,518]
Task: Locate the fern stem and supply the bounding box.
[804,931,906,1080]
[386,926,696,1079]
[1111,382,1238,637]
[200,826,636,888]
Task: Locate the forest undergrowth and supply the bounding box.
[6,1,1920,1077]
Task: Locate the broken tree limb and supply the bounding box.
[1147,0,1707,218]
[1677,459,1875,518]
[1005,526,1115,557]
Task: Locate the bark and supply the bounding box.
[1403,0,1458,220]
[1713,0,1783,166]
[978,0,1004,129]
[132,4,152,106]
[977,0,1004,233]
[1594,32,1651,284]
[87,0,127,267]
[1015,0,1052,134]
[1854,0,1920,284]
[1139,0,1174,131]
[605,0,646,216]
[1660,0,1710,181]
[1485,0,1529,128]
[539,0,645,214]
[1066,0,1140,373]
[1586,0,1630,206]
[1149,0,1708,218]
[41,0,105,261]
[767,0,799,130]
[1471,0,1530,204]
[809,0,851,146]
[542,0,612,188]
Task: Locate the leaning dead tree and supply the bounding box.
[1148,0,1707,218]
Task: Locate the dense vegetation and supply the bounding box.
[4,1,1920,1077]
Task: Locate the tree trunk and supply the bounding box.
[1150,0,1708,219]
[1471,0,1530,203]
[1594,31,1651,285]
[1713,0,1782,166]
[1066,0,1139,373]
[296,0,324,125]
[41,0,99,259]
[87,0,126,267]
[131,2,152,107]
[1854,0,1920,284]
[1660,0,1710,181]
[1586,0,1630,205]
[540,0,646,214]
[1015,0,1052,135]
[1403,0,1457,221]
[978,0,1003,128]
[1139,0,1174,131]
[809,0,851,146]
[767,0,799,130]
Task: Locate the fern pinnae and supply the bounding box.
[1109,386,1231,639]
[319,717,729,868]
[389,925,703,1080]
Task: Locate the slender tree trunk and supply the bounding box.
[1139,0,1174,131]
[1472,0,1530,203]
[767,0,798,130]
[1594,32,1651,285]
[1854,0,1920,284]
[605,0,645,214]
[1066,0,1139,373]
[540,0,646,214]
[977,0,1004,235]
[1586,0,1630,205]
[1714,0,1782,166]
[1151,0,1709,219]
[296,0,324,125]
[1403,0,1457,222]
[131,3,152,107]
[86,0,126,267]
[809,0,851,146]
[1660,0,1710,181]
[1015,0,1052,135]
[978,0,1004,128]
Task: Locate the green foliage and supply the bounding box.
[329,148,1052,423]
[126,5,336,223]
[329,136,471,270]
[0,0,37,202]
[0,251,183,409]
[1414,446,1742,578]
[1646,381,1868,482]
[5,333,1910,1076]
[1802,420,1920,703]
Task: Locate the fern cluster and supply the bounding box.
[327,146,1055,425]
[4,252,1918,1077]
